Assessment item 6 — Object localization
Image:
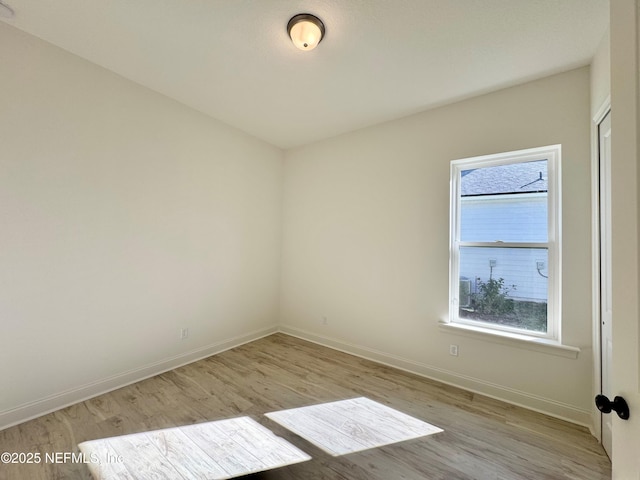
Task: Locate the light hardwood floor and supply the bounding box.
[0,333,611,479]
[78,415,311,479]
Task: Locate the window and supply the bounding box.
[449,145,561,340]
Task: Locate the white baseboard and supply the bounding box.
[278,324,592,428]
[0,325,278,431]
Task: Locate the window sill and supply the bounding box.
[438,321,580,359]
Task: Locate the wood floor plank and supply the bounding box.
[144,428,229,479]
[266,397,442,456]
[80,416,313,480]
[0,333,611,480]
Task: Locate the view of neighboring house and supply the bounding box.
[459,160,549,310]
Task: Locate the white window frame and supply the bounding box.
[448,145,562,342]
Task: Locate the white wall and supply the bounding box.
[281,67,593,424]
[591,28,611,117]
[0,23,283,428]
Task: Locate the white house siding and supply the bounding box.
[460,194,547,242]
[460,246,548,302]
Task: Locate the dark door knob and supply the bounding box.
[595,394,630,420]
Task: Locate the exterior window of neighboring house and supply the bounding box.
[449,145,561,340]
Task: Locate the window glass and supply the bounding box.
[459,160,548,243]
[459,247,548,332]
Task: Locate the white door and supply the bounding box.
[598,110,613,459]
[609,0,640,476]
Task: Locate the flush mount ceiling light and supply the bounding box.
[0,0,14,18]
[287,13,325,51]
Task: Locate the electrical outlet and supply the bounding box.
[180,328,189,340]
[489,259,497,267]
[322,316,328,326]
[449,344,459,356]
[536,261,545,270]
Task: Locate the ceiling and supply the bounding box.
[0,0,609,149]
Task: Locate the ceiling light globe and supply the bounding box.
[288,14,325,51]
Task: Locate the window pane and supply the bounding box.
[459,246,548,333]
[460,160,548,243]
